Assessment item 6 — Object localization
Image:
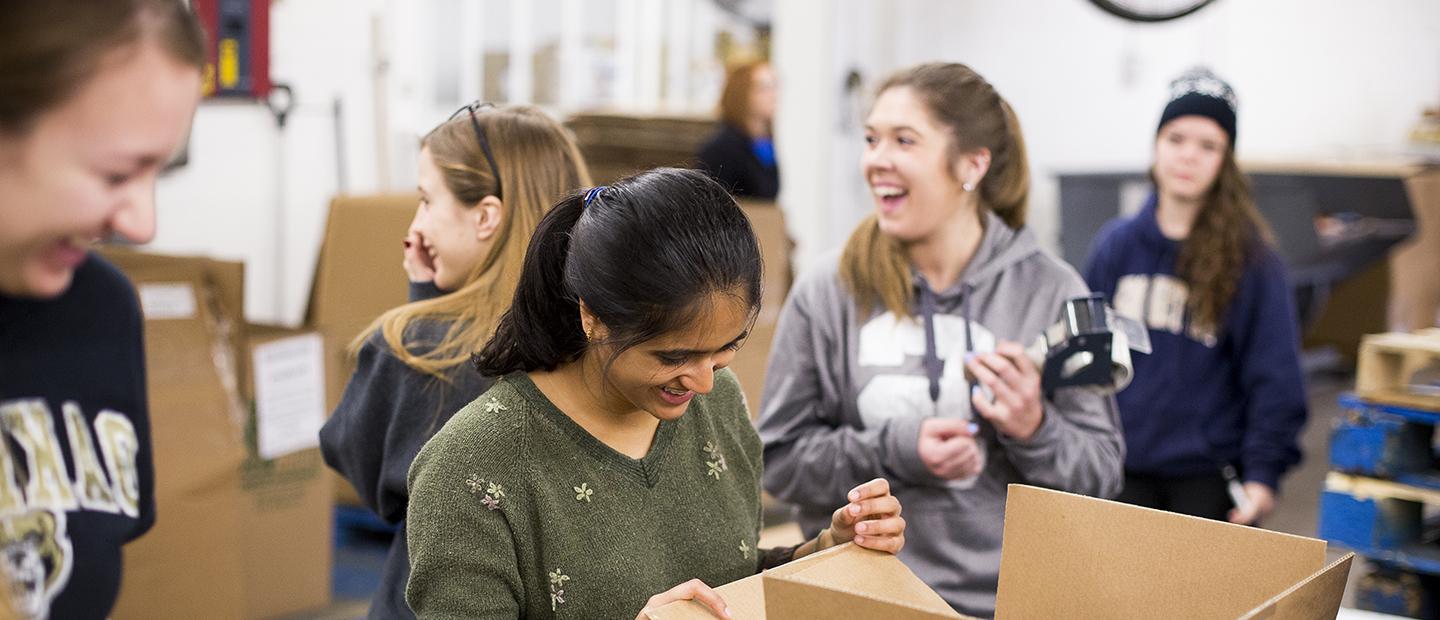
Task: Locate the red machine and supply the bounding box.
[192,0,270,99]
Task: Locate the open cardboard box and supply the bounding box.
[654,485,1352,619]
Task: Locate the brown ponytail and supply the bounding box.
[983,99,1029,229]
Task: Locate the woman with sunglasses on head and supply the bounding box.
[404,168,906,619]
[319,103,590,619]
[1082,68,1306,526]
[757,62,1123,617]
[0,1,203,618]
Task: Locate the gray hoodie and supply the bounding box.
[757,212,1124,618]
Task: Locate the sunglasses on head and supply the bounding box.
[448,101,503,200]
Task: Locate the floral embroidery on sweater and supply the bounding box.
[484,398,507,414]
[548,569,571,611]
[464,473,505,511]
[573,482,594,503]
[703,440,728,480]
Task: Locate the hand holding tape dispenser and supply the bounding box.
[1025,294,1149,395]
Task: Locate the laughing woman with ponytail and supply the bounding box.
[1082,68,1306,526]
[404,168,906,619]
[757,63,1123,617]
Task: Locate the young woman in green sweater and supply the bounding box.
[405,168,906,619]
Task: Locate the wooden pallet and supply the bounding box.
[1357,329,1440,412]
[1321,472,1440,577]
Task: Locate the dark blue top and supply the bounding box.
[696,123,780,200]
[0,254,156,619]
[751,137,776,168]
[319,281,494,619]
[1082,196,1306,490]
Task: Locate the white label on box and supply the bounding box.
[252,333,326,460]
[137,283,197,320]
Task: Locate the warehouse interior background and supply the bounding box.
[31,0,1440,618]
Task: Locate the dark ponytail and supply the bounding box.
[473,192,588,374]
[475,167,763,376]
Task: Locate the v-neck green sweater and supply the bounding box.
[405,368,764,619]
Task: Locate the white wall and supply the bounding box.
[153,1,1440,322]
[154,0,383,325]
[775,0,1440,272]
[153,0,748,325]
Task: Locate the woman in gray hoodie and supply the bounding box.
[757,62,1125,617]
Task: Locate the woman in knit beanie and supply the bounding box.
[1082,67,1308,526]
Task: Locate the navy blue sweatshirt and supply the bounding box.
[0,254,156,620]
[696,123,780,200]
[319,282,493,620]
[1082,196,1306,491]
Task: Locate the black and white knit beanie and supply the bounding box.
[1157,66,1238,147]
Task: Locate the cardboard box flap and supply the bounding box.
[651,544,961,620]
[1237,553,1353,620]
[644,571,761,619]
[764,544,959,618]
[765,577,961,620]
[996,485,1328,619]
[305,192,418,329]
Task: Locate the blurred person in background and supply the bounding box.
[1083,67,1306,526]
[696,59,780,200]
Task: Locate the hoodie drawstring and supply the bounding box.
[920,280,976,415]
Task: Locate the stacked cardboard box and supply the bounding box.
[306,193,420,416]
[1392,169,1440,331]
[733,201,792,418]
[103,250,331,619]
[565,112,715,185]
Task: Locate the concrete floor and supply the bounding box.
[291,365,1381,619]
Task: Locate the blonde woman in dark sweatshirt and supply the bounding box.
[319,104,589,619]
[405,168,907,619]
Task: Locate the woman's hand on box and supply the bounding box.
[828,478,905,554]
[636,578,729,619]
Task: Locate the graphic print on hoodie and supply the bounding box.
[1082,196,1306,491]
[856,302,996,490]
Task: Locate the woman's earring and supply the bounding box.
[963,181,976,192]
